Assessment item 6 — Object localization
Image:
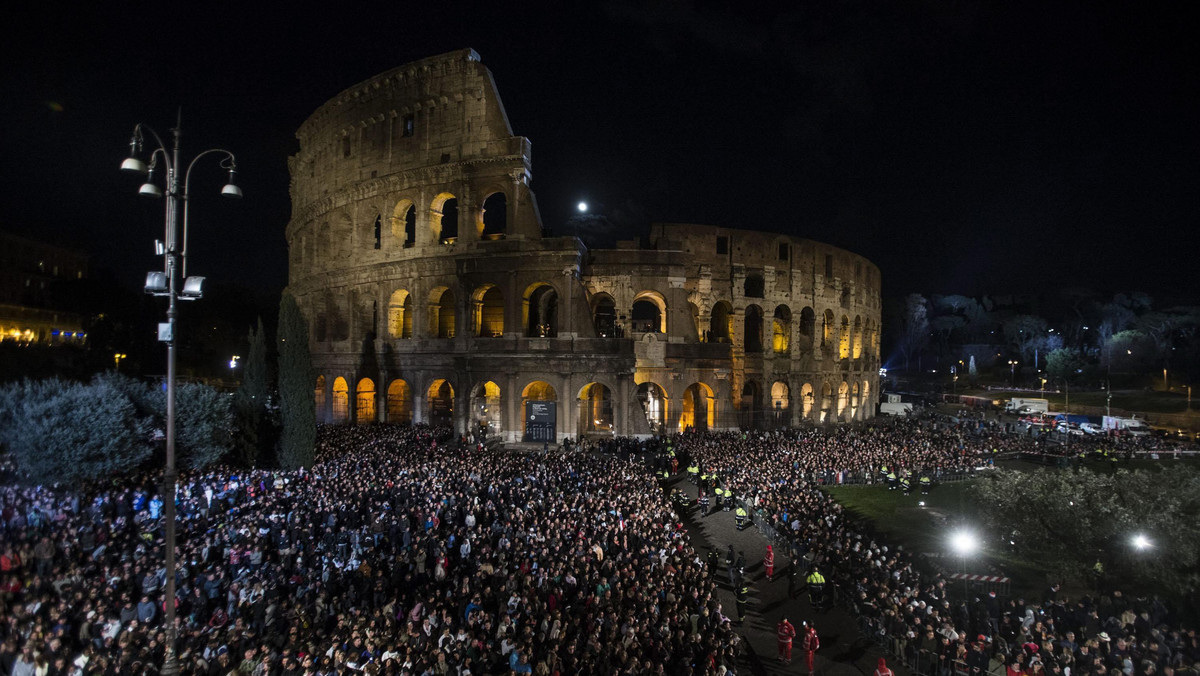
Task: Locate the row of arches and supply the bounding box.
[382,281,559,339]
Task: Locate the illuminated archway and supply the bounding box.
[852,315,863,359]
[314,375,326,420]
[427,379,455,428]
[822,309,835,349]
[820,382,833,423]
[631,291,667,333]
[472,285,504,337]
[332,377,349,424]
[773,305,791,354]
[387,379,412,424]
[524,282,558,337]
[837,381,850,420]
[356,378,376,424]
[709,301,733,343]
[522,381,558,441]
[680,382,715,432]
[471,381,502,437]
[839,316,850,359]
[387,289,412,339]
[636,382,667,432]
[430,192,458,243]
[429,287,456,338]
[799,307,816,352]
[850,382,860,420]
[480,191,507,239]
[771,381,790,428]
[578,382,613,433]
[591,293,616,337]
[800,382,815,420]
[391,199,416,247]
[862,380,871,415]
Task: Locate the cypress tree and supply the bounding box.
[234,318,269,466]
[277,293,315,468]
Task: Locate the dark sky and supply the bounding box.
[1,2,1196,302]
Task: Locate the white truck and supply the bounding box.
[1005,398,1049,414]
[879,402,914,416]
[1102,416,1151,437]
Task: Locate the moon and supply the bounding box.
[577,201,588,212]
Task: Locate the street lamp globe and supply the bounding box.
[950,530,979,556]
[1132,534,1152,551]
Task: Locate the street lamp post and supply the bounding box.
[1008,360,1018,387]
[950,530,979,600]
[121,116,240,676]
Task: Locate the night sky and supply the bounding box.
[1,2,1196,302]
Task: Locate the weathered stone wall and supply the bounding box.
[285,50,881,441]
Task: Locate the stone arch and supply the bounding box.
[479,190,507,239]
[822,309,835,349]
[578,382,614,433]
[332,376,350,423]
[740,380,763,429]
[387,289,413,339]
[391,198,416,247]
[428,286,456,338]
[387,379,413,424]
[850,381,861,421]
[470,380,502,437]
[471,284,505,337]
[770,380,790,428]
[709,300,733,343]
[820,382,833,423]
[800,382,815,420]
[636,381,668,432]
[356,378,376,424]
[838,315,850,359]
[524,282,559,337]
[427,379,455,427]
[591,292,617,337]
[837,381,850,420]
[744,304,764,353]
[852,315,863,359]
[631,290,667,334]
[371,213,382,250]
[688,302,701,341]
[521,380,558,441]
[773,305,791,354]
[680,382,715,432]
[798,306,815,352]
[862,379,871,415]
[430,192,458,243]
[314,375,326,421]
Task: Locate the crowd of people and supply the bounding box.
[1,425,740,676]
[670,416,1198,676]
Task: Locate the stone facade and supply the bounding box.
[285,49,881,441]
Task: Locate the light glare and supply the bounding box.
[577,201,588,212]
[950,530,979,556]
[1132,534,1151,550]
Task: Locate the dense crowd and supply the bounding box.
[0,426,740,676]
[672,418,1198,676]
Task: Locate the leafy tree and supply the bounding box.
[277,293,315,469]
[975,468,1200,598]
[172,382,233,469]
[0,378,153,484]
[1003,314,1048,363]
[898,293,929,371]
[233,318,269,466]
[1045,347,1086,383]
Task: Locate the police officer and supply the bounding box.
[900,476,911,495]
[887,470,898,490]
[806,565,827,607]
[735,505,748,530]
[725,490,735,511]
[920,475,932,495]
[687,464,700,484]
[736,579,750,624]
[698,490,710,517]
[707,548,721,574]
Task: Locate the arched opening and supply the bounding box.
[850,382,860,421]
[356,378,376,424]
[372,214,382,250]
[592,294,617,337]
[578,382,613,433]
[332,377,349,424]
[522,381,558,442]
[773,305,791,354]
[771,381,790,428]
[740,380,763,429]
[839,316,850,359]
[837,381,850,421]
[427,379,454,428]
[688,302,701,341]
[680,382,715,432]
[820,382,833,423]
[631,292,666,334]
[852,315,863,359]
[709,301,732,343]
[800,383,815,420]
[636,382,667,432]
[473,285,505,337]
[799,307,815,352]
[525,283,558,337]
[744,273,764,298]
[822,309,835,349]
[862,380,871,415]
[471,381,502,438]
[744,305,763,353]
[391,200,416,248]
[430,287,456,338]
[387,289,413,339]
[387,379,412,424]
[314,375,326,421]
[480,192,507,239]
[431,193,458,243]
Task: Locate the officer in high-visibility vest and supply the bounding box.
[725,490,736,511]
[698,490,710,517]
[879,464,889,481]
[900,476,912,495]
[687,464,699,483]
[920,475,932,495]
[806,566,827,607]
[887,471,898,490]
[735,506,748,530]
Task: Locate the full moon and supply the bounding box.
[577,201,588,212]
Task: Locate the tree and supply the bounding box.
[233,318,269,466]
[277,293,315,469]
[1002,314,1048,363]
[898,294,929,371]
[975,468,1200,598]
[172,382,233,469]
[1045,347,1086,383]
[0,378,153,484]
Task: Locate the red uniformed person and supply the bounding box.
[802,621,820,674]
[764,544,775,581]
[777,616,797,663]
[875,657,894,676]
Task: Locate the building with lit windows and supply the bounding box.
[285,50,881,440]
[0,230,88,345]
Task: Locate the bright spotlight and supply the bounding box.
[950,530,979,556]
[577,201,588,212]
[1132,534,1152,550]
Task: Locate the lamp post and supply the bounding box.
[1008,360,1018,387]
[950,530,979,600]
[121,116,240,676]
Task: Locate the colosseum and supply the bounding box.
[285,49,881,442]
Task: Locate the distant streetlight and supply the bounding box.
[114,353,127,370]
[1008,360,1018,387]
[950,530,979,599]
[121,115,241,676]
[1131,534,1152,551]
[229,355,241,370]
